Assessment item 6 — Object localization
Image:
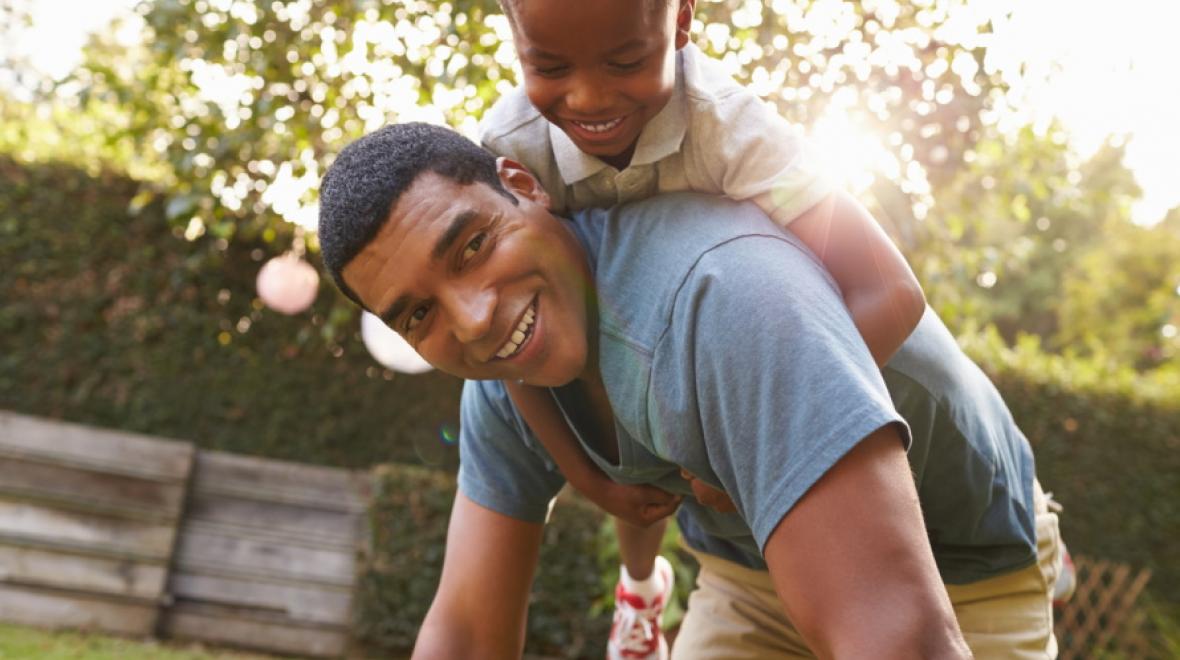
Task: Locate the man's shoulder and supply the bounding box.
[607,193,797,257]
[461,378,513,418]
[480,86,549,149]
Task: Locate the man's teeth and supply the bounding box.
[496,304,536,359]
[573,117,623,133]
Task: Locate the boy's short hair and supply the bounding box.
[498,0,670,23]
[317,122,515,305]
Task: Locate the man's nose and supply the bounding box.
[446,285,497,344]
[565,73,612,115]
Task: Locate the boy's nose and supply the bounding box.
[565,74,612,115]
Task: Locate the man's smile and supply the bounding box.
[495,298,538,360]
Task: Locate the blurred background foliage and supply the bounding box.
[1,0,1178,656]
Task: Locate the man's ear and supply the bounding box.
[674,0,695,50]
[496,157,552,209]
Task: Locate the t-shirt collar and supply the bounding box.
[550,50,689,185]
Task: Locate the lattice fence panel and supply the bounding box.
[1055,555,1156,659]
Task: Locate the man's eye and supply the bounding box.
[461,233,486,263]
[406,304,430,331]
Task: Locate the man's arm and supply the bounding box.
[763,426,971,660]
[413,491,544,659]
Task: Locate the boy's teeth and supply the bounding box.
[574,118,622,133]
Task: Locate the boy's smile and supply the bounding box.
[340,162,596,387]
[506,0,693,170]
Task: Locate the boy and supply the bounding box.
[479,1,926,657]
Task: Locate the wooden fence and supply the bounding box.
[0,411,192,636]
[1055,555,1158,659]
[0,411,366,657]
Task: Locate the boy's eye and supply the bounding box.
[461,232,486,263]
[609,58,645,72]
[533,64,569,77]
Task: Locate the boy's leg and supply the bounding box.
[610,517,673,660]
[945,480,1061,659]
[617,516,666,580]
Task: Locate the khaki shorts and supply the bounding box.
[672,482,1061,659]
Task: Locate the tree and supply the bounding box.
[70,0,1012,252]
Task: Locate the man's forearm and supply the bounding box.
[412,493,542,659]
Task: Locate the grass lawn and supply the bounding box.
[0,623,277,659]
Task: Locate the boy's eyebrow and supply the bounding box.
[524,39,648,60]
[379,208,479,325]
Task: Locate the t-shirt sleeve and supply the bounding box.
[690,91,836,228]
[664,232,908,552]
[457,380,566,523]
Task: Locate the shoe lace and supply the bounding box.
[614,598,661,652]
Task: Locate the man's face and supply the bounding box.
[341,163,594,386]
[507,0,692,169]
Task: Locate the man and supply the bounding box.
[318,123,1061,659]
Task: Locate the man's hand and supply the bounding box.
[680,468,737,513]
[590,480,682,527]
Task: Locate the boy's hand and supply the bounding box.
[680,469,738,514]
[592,480,682,527]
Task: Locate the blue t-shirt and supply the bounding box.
[458,193,1037,584]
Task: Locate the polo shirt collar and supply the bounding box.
[550,50,689,185]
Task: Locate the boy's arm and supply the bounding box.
[686,74,924,365]
[414,492,543,659]
[788,190,925,366]
[762,426,971,659]
[505,381,680,526]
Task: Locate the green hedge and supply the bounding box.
[960,329,1180,612]
[4,157,1178,649]
[0,155,462,470]
[357,464,613,658]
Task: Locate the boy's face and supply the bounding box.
[507,0,693,169]
[341,162,595,387]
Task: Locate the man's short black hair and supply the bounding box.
[317,122,516,305]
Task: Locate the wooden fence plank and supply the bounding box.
[171,520,355,586]
[193,450,368,512]
[0,499,179,560]
[0,412,193,481]
[168,571,353,625]
[184,494,360,544]
[0,583,159,636]
[162,601,349,657]
[0,456,187,519]
[0,545,167,599]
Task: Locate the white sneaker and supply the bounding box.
[607,556,674,660]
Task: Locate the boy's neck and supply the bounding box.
[600,141,638,171]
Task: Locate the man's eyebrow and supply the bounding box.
[380,296,409,326]
[378,208,480,325]
[432,209,480,261]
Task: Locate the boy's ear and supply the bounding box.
[496,157,552,209]
[674,0,695,50]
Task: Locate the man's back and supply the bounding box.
[463,192,1036,582]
